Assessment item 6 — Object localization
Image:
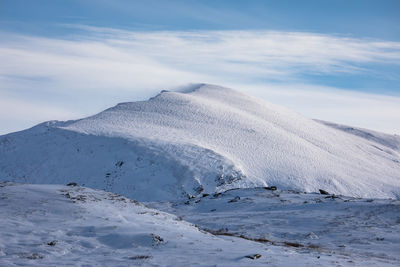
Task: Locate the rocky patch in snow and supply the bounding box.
[3,182,398,266]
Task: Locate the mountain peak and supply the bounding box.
[1,84,400,201]
[173,83,230,94]
[152,83,238,100]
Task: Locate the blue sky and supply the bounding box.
[2,0,400,39]
[1,0,400,134]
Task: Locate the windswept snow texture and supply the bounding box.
[0,84,400,200]
[151,187,400,266]
[1,183,398,266]
[315,120,400,151]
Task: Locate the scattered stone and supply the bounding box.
[212,192,222,198]
[25,253,44,260]
[47,240,57,246]
[67,182,78,187]
[228,196,240,203]
[245,254,262,260]
[283,241,304,248]
[194,185,204,194]
[325,194,339,199]
[265,186,277,191]
[202,193,210,197]
[115,161,124,167]
[74,195,87,202]
[130,199,140,205]
[319,189,330,195]
[151,234,164,246]
[129,255,152,260]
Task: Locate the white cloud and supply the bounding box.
[240,83,400,134]
[0,92,81,134]
[0,28,400,134]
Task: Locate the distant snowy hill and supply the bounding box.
[0,84,399,200]
[315,120,400,151]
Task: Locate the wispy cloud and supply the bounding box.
[0,91,80,134]
[1,27,400,134]
[244,83,400,135]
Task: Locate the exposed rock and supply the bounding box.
[47,240,57,246]
[129,255,152,260]
[319,189,330,195]
[115,161,124,167]
[228,196,240,203]
[151,234,164,246]
[24,253,44,260]
[245,254,262,260]
[265,186,277,191]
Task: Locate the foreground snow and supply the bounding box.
[151,187,400,266]
[1,183,399,266]
[1,84,399,201]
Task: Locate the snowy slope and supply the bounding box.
[151,187,400,265]
[0,84,399,200]
[1,182,398,266]
[0,182,371,267]
[315,120,400,151]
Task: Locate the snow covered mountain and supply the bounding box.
[0,84,399,200]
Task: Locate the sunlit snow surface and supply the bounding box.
[0,84,399,200]
[1,183,399,266]
[151,187,400,266]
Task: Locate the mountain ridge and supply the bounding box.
[1,84,399,200]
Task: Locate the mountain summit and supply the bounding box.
[1,84,399,200]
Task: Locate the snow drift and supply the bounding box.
[6,183,391,266]
[0,84,399,200]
